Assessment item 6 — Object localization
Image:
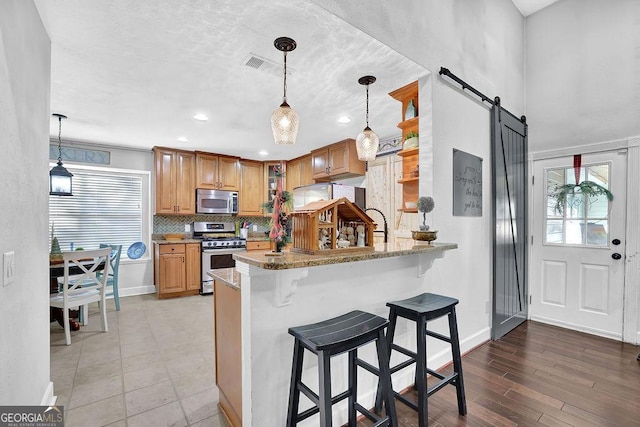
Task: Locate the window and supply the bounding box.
[49,165,150,259]
[544,163,610,246]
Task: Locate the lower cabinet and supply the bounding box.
[154,243,201,298]
[214,279,242,426]
[246,240,271,251]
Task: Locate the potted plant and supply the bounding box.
[413,196,438,242]
[551,181,613,215]
[403,131,419,149]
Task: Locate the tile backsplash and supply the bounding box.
[153,215,271,235]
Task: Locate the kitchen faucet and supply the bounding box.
[364,207,388,244]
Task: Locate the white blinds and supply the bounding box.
[49,167,143,258]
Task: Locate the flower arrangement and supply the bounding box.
[417,196,434,231]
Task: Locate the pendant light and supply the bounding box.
[49,113,73,196]
[355,75,379,161]
[271,37,299,145]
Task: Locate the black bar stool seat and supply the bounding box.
[376,293,466,427]
[287,310,397,427]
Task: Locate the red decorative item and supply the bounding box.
[573,154,582,185]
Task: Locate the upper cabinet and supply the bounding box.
[238,159,264,216]
[195,152,240,191]
[286,154,313,194]
[154,147,196,215]
[389,81,419,213]
[311,138,365,181]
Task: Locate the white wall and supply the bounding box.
[313,0,525,348]
[526,0,640,343]
[526,0,640,152]
[0,0,52,405]
[57,142,156,296]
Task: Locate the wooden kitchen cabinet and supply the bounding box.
[238,159,264,216]
[265,161,285,217]
[246,240,271,251]
[154,242,201,298]
[154,147,196,215]
[311,138,365,181]
[195,152,240,191]
[214,279,242,426]
[286,154,313,193]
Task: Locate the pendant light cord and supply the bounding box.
[282,51,288,104]
[365,84,370,127]
[57,116,63,164]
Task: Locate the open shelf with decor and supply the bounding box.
[389,80,419,213]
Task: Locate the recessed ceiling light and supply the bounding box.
[193,113,208,121]
[177,137,189,143]
[337,115,351,124]
[258,150,269,156]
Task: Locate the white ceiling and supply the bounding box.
[511,0,560,16]
[36,0,559,161]
[35,0,428,161]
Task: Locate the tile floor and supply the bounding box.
[50,294,228,427]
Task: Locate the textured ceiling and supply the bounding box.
[35,0,429,160]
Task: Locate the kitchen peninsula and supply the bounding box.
[210,241,457,426]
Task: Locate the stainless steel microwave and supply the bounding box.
[196,189,238,214]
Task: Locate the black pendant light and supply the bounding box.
[355,75,380,161]
[49,113,73,196]
[271,37,299,145]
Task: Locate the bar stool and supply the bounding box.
[375,293,466,427]
[286,310,398,427]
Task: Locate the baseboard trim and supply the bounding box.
[40,382,56,406]
[530,315,623,341]
[118,285,155,297]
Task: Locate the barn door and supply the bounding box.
[491,99,528,340]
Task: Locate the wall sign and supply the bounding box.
[49,145,111,165]
[453,148,482,216]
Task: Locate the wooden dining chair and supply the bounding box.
[99,244,123,311]
[49,247,111,345]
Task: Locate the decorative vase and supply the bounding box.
[405,99,417,120]
[404,136,419,149]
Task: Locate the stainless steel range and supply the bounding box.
[193,221,246,295]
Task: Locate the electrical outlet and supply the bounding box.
[184,224,190,232]
[3,251,15,287]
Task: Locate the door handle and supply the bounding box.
[612,253,622,260]
[612,239,621,245]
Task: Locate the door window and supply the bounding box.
[544,163,610,246]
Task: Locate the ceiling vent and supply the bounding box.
[242,53,293,78]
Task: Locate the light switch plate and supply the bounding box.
[3,251,15,286]
[184,224,190,232]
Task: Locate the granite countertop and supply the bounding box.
[207,267,240,289]
[153,238,202,244]
[233,241,457,270]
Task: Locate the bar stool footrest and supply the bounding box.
[391,343,417,359]
[425,329,452,343]
[395,392,419,411]
[296,389,351,422]
[427,372,458,397]
[390,358,416,375]
[355,358,380,376]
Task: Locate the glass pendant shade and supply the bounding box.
[271,101,299,145]
[356,126,380,161]
[50,162,73,196]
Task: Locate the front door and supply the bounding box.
[530,150,627,340]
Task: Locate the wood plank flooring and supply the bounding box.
[361,321,640,426]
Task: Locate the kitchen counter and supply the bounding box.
[228,239,458,426]
[207,267,240,290]
[233,241,457,270]
[152,238,201,244]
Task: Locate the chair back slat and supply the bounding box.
[62,248,111,298]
